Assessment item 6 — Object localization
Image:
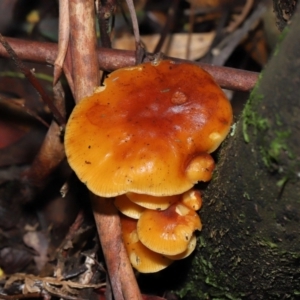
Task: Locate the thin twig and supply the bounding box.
[0,96,50,128]
[0,34,66,127]
[226,0,254,33]
[97,0,116,48]
[125,0,145,63]
[186,0,195,60]
[154,0,179,53]
[21,81,66,202]
[125,0,140,48]
[96,0,116,84]
[62,44,75,96]
[53,0,70,85]
[211,3,267,66]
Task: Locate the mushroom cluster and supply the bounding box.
[64,60,232,273]
[116,189,202,272]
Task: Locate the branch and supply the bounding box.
[68,1,142,299]
[53,0,70,85]
[21,82,66,202]
[0,34,66,126]
[0,37,258,92]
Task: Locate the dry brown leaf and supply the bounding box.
[23,231,49,272]
[4,273,105,294]
[243,28,269,66]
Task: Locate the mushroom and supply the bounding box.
[126,192,180,210]
[64,60,232,197]
[185,153,215,183]
[114,194,145,219]
[137,201,202,256]
[181,189,202,211]
[124,188,202,211]
[165,234,197,260]
[120,215,173,273]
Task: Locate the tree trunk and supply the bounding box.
[173,6,300,300]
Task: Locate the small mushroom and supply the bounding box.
[125,188,202,211]
[120,215,173,273]
[185,153,215,183]
[126,192,180,210]
[64,60,232,197]
[181,189,202,211]
[165,234,197,260]
[137,201,202,255]
[114,194,144,219]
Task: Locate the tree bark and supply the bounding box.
[173,6,300,300]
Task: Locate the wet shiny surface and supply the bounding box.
[65,60,232,196]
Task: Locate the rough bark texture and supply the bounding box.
[173,6,300,300]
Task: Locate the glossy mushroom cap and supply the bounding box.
[120,215,173,273]
[126,192,180,210]
[165,234,197,260]
[114,194,145,219]
[181,189,202,211]
[64,60,232,197]
[124,188,201,211]
[137,201,202,255]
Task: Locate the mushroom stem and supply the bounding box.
[92,195,142,300]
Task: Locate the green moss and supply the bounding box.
[176,232,300,299]
[242,80,269,143]
[273,26,290,56]
[175,235,245,300]
[268,130,291,161]
[275,114,283,126]
[243,192,250,200]
[242,26,289,143]
[259,129,293,170]
[294,291,300,296]
[276,176,289,188]
[258,239,278,249]
[230,123,237,137]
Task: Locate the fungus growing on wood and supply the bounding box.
[126,192,180,210]
[114,194,145,219]
[137,201,202,256]
[120,215,173,273]
[64,60,232,197]
[181,189,202,211]
[165,234,197,260]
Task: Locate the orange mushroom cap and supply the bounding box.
[126,192,180,210]
[137,201,202,255]
[120,215,173,273]
[181,189,202,211]
[64,60,232,197]
[125,188,202,211]
[165,234,197,260]
[114,194,145,219]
